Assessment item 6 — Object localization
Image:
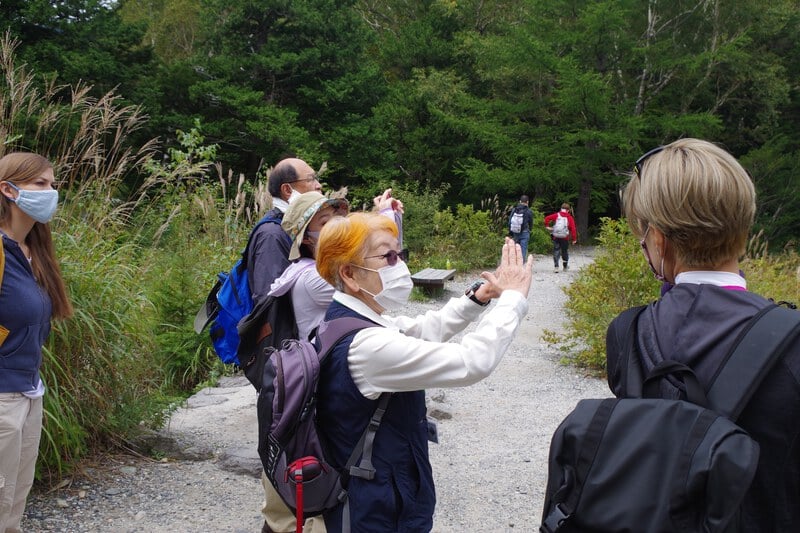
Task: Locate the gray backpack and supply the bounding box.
[551,213,569,238]
[510,210,524,233]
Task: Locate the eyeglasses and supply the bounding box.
[289,174,320,185]
[364,248,409,266]
[633,146,665,180]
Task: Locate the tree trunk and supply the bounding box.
[576,179,591,243]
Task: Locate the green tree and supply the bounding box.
[119,0,202,63]
[166,0,384,181]
[2,0,155,99]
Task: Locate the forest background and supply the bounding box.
[1,0,799,482]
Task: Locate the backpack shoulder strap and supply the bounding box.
[0,236,5,296]
[707,304,800,419]
[315,317,390,481]
[610,305,648,397]
[240,210,284,262]
[315,317,378,357]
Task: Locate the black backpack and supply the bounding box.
[540,303,800,533]
[236,291,298,390]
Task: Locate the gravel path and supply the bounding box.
[22,247,610,532]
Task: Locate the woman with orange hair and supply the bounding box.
[315,212,532,532]
[0,152,72,531]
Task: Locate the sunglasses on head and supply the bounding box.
[365,248,409,266]
[633,146,665,180]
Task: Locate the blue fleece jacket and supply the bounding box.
[0,232,52,393]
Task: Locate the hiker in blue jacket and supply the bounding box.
[249,158,322,307]
[0,153,73,532]
[314,213,532,532]
[607,138,800,531]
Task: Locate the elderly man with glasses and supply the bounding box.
[248,158,323,308]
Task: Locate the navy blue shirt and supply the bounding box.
[318,302,435,532]
[0,232,52,392]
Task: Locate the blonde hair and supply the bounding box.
[316,212,398,288]
[622,138,755,268]
[0,152,73,319]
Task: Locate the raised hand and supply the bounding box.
[475,237,533,301]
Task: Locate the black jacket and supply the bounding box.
[607,284,800,532]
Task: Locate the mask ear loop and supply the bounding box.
[0,181,18,202]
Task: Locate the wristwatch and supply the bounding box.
[465,280,490,306]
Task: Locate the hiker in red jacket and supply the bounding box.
[544,203,577,273]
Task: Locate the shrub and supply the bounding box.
[544,218,800,374]
[742,231,799,305]
[40,227,163,479]
[346,182,505,272]
[542,218,660,372]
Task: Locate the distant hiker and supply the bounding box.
[544,203,577,273]
[314,214,532,532]
[0,153,73,532]
[508,195,534,261]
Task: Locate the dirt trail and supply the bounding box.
[22,247,609,533]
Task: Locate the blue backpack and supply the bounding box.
[193,213,283,365]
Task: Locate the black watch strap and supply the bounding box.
[465,280,490,306]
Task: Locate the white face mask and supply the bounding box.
[288,188,302,204]
[354,261,414,311]
[6,183,58,223]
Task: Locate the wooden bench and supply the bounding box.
[411,268,457,294]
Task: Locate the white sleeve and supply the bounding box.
[347,291,529,399]
[385,294,485,342]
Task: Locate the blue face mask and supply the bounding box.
[6,182,59,223]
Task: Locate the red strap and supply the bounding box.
[289,456,324,533]
[294,467,304,533]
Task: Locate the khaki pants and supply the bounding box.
[0,394,43,533]
[261,471,326,533]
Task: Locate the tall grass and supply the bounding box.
[1,32,165,479]
[0,33,271,481]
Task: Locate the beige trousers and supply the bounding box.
[261,471,326,533]
[0,394,43,533]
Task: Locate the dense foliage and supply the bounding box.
[2,0,799,244]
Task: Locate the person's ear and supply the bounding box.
[649,226,668,257]
[0,181,16,200]
[339,263,361,293]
